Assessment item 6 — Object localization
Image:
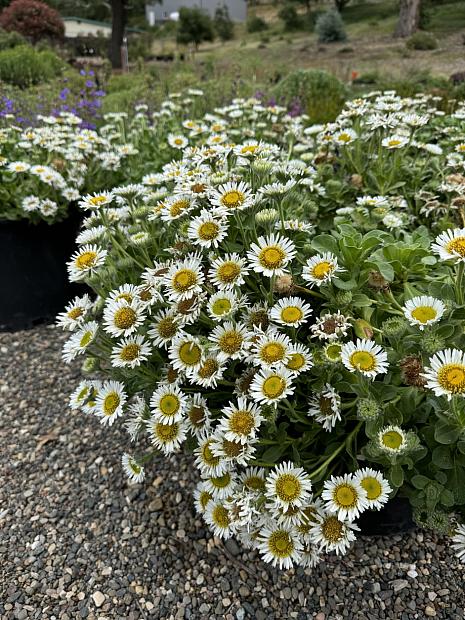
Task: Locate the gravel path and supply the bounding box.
[1,326,464,620]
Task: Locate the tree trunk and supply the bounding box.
[110,0,125,69]
[394,0,421,37]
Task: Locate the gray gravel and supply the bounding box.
[1,325,465,620]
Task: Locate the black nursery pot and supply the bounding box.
[0,210,83,332]
[358,496,415,536]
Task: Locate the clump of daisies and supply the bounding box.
[58,92,465,570]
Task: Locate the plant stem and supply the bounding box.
[308,421,362,480]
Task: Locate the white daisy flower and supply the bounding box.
[250,367,295,405]
[185,393,211,437]
[148,309,185,349]
[285,343,313,375]
[164,256,205,301]
[310,311,351,341]
[209,180,254,212]
[247,234,296,277]
[403,295,445,330]
[353,468,392,510]
[217,397,263,444]
[121,453,145,484]
[382,134,409,149]
[56,294,93,331]
[187,209,228,248]
[147,418,187,454]
[334,128,357,145]
[168,334,203,373]
[356,195,389,208]
[103,298,145,338]
[302,252,342,287]
[257,524,303,569]
[150,383,187,423]
[67,244,107,282]
[422,348,465,400]
[310,512,359,555]
[322,474,369,521]
[168,133,188,149]
[95,380,127,426]
[191,355,226,388]
[204,501,234,539]
[239,466,267,493]
[341,338,388,378]
[265,461,313,508]
[194,436,228,476]
[308,384,342,431]
[161,193,196,221]
[431,228,465,263]
[209,253,249,290]
[210,431,257,467]
[376,425,407,454]
[193,481,214,515]
[69,379,100,411]
[79,191,113,210]
[250,329,293,369]
[270,296,312,327]
[210,321,250,362]
[203,470,238,500]
[207,290,241,322]
[111,335,151,368]
[62,320,99,363]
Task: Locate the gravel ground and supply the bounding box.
[1,326,465,620]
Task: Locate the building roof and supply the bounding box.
[62,16,144,33]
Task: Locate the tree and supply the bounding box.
[214,5,234,42]
[176,7,214,50]
[395,0,422,37]
[334,0,351,11]
[0,0,64,43]
[106,0,147,69]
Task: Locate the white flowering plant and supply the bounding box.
[59,92,465,570]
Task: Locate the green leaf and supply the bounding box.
[434,419,461,445]
[425,482,441,512]
[411,474,430,489]
[311,234,339,255]
[432,445,454,469]
[261,444,286,462]
[440,488,455,507]
[389,464,404,488]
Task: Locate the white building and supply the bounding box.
[63,17,143,39]
[145,0,247,25]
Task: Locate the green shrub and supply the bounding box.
[273,68,348,123]
[406,31,438,50]
[247,15,268,33]
[0,27,25,51]
[0,45,63,87]
[315,9,347,43]
[214,6,235,41]
[278,4,302,31]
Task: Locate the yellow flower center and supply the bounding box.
[325,343,342,361]
[202,441,220,466]
[321,516,344,542]
[361,477,382,500]
[260,342,285,364]
[222,439,243,457]
[388,139,402,147]
[268,530,294,557]
[211,473,231,488]
[173,269,197,292]
[276,474,301,501]
[312,261,333,279]
[438,363,465,393]
[229,410,255,436]
[68,307,83,320]
[79,331,93,347]
[179,341,202,366]
[75,251,97,270]
[221,189,244,208]
[188,405,205,426]
[350,350,376,372]
[217,262,241,283]
[103,392,120,416]
[281,306,302,323]
[198,358,220,378]
[198,221,219,240]
[241,145,258,154]
[244,476,265,491]
[155,422,179,442]
[200,490,212,510]
[89,195,108,205]
[259,246,285,270]
[286,353,305,371]
[116,292,133,303]
[169,199,190,217]
[338,132,352,143]
[211,298,232,316]
[219,331,243,354]
[212,504,230,528]
[334,484,357,508]
[262,376,286,399]
[159,394,180,415]
[446,237,465,257]
[411,306,437,323]
[157,317,178,339]
[382,430,404,450]
[114,307,137,330]
[120,343,140,361]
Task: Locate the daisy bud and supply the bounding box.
[353,318,374,340]
[382,317,407,337]
[421,332,446,355]
[356,397,381,421]
[274,274,294,295]
[82,356,99,373]
[334,290,352,306]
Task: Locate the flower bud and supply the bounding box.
[353,318,374,339]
